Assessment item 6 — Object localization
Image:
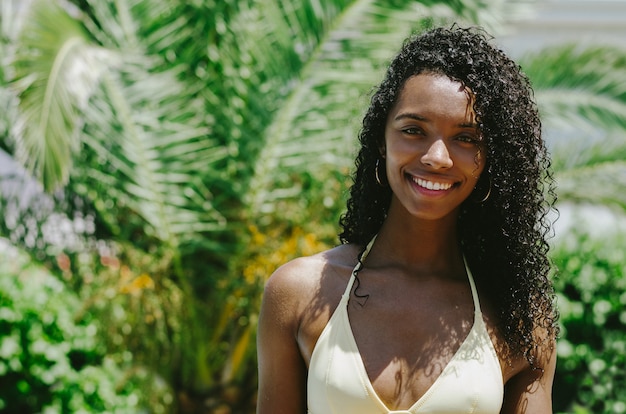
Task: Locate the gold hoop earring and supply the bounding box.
[476,175,492,203]
[375,159,385,187]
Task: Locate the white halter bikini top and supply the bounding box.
[307,238,504,413]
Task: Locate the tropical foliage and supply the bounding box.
[0,242,169,413]
[521,44,626,213]
[1,0,626,412]
[0,0,503,411]
[551,229,626,414]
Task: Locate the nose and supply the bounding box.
[421,139,453,169]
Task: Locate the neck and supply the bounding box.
[369,204,464,276]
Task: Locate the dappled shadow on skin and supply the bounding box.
[350,299,475,409]
[300,251,493,411]
[298,247,359,360]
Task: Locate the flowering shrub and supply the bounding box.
[0,242,162,413]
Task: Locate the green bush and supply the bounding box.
[552,229,626,414]
[0,241,160,413]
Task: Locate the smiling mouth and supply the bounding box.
[411,176,454,191]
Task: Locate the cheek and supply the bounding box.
[384,142,419,180]
[458,148,486,182]
[472,146,487,170]
[385,134,421,160]
[384,156,402,181]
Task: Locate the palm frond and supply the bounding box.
[243,0,514,216]
[522,44,626,209]
[523,44,626,135]
[78,0,142,49]
[537,89,626,134]
[549,131,626,173]
[555,160,626,213]
[78,60,228,246]
[9,0,232,245]
[0,1,23,153]
[9,0,117,191]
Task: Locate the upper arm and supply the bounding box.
[256,264,309,414]
[501,338,557,414]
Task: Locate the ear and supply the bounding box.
[378,144,386,159]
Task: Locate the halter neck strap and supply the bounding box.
[341,235,378,300]
[353,235,377,274]
[463,256,483,316]
[344,235,481,317]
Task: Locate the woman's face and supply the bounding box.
[383,73,486,222]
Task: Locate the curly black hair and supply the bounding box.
[339,26,558,366]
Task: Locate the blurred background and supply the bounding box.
[1,0,625,413]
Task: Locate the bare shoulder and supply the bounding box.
[262,250,331,316]
[262,244,362,323]
[257,245,360,413]
[265,252,328,295]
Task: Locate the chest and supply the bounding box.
[349,284,479,407]
[303,276,507,412]
[301,274,477,357]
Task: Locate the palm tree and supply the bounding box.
[520,45,626,212]
[8,0,626,411]
[2,0,513,410]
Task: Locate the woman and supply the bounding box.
[256,26,559,413]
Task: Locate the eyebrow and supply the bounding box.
[394,113,427,122]
[394,112,478,129]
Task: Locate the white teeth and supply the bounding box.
[414,177,452,191]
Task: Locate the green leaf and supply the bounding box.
[523,44,626,134]
[555,160,626,213]
[78,65,228,246]
[10,0,116,191]
[243,0,518,215]
[523,44,626,210]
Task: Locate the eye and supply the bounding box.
[402,126,425,136]
[456,134,481,145]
